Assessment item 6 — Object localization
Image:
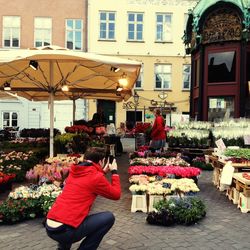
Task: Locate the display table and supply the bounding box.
[233,173,250,213]
[209,155,250,189]
[209,155,250,212]
[168,147,213,161]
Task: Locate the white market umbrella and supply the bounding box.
[0,46,141,157]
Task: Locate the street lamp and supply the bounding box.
[133,91,139,126]
[133,91,139,150]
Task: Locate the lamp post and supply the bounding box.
[133,91,139,150]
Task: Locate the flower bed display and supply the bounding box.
[0,184,61,224]
[174,121,212,130]
[128,166,201,178]
[20,128,60,138]
[192,156,213,170]
[54,132,90,154]
[168,129,210,148]
[0,151,40,182]
[129,176,199,195]
[212,119,250,147]
[0,172,16,192]
[146,196,206,226]
[224,148,250,161]
[65,125,94,134]
[130,156,190,167]
[129,150,178,159]
[26,155,83,185]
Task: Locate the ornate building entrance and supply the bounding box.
[183,0,250,121]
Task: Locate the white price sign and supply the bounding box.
[244,135,250,145]
[215,138,226,151]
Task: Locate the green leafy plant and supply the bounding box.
[0,198,43,223]
[147,196,206,226]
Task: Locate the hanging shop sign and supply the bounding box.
[202,8,242,45]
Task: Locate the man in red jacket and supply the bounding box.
[46,147,121,250]
[150,108,166,152]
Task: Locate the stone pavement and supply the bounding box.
[0,153,250,250]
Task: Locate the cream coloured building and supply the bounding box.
[87,0,198,127]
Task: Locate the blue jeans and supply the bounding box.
[46,211,115,250]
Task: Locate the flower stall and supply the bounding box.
[0,151,40,183]
[0,183,62,224]
[26,154,84,186]
[208,147,250,212]
[128,147,202,214]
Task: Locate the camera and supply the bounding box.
[109,155,114,163]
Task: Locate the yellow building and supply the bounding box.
[88,0,198,127]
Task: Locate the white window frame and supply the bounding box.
[184,13,189,31]
[155,13,172,42]
[2,111,18,128]
[34,17,52,47]
[65,19,83,50]
[2,16,20,48]
[135,65,143,89]
[182,64,191,90]
[128,12,144,41]
[154,64,172,90]
[99,11,116,40]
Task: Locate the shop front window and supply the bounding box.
[208,51,236,83]
[208,96,234,122]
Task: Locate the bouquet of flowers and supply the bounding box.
[134,122,152,134]
[65,125,93,134]
[128,165,201,178]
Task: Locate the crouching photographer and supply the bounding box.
[45,147,121,250]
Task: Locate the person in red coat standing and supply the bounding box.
[150,108,166,152]
[45,147,121,250]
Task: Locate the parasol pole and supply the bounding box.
[73,98,76,123]
[49,61,54,158]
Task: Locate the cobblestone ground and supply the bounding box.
[0,153,250,250]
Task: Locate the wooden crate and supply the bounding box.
[237,192,250,213]
[212,167,221,186]
[226,187,233,201]
[233,173,250,197]
[232,188,240,205]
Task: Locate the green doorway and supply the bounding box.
[97,100,116,124]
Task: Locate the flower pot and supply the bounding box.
[131,194,147,213]
[148,195,164,212]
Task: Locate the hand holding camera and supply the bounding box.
[109,158,117,171]
[102,157,117,173]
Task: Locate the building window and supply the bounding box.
[34,17,52,47]
[183,64,191,90]
[135,65,143,89]
[99,12,115,40]
[208,96,234,122]
[66,19,83,50]
[3,16,20,48]
[208,51,236,83]
[2,112,18,128]
[128,12,143,41]
[156,13,172,42]
[155,64,171,89]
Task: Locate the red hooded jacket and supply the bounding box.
[47,161,121,228]
[151,115,166,140]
